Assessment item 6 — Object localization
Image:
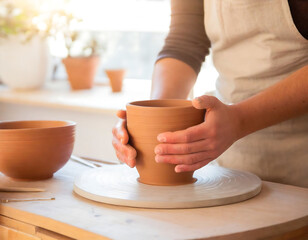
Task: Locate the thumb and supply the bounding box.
[116,110,127,119]
[192,95,220,110]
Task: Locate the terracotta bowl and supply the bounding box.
[126,99,206,186]
[0,120,76,180]
[0,121,75,141]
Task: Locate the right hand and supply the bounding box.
[112,110,137,167]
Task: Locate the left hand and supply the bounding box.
[154,95,241,172]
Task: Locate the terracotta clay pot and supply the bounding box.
[62,56,100,90]
[0,120,76,180]
[126,99,206,186]
[105,69,126,92]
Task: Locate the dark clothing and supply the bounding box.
[157,0,308,74]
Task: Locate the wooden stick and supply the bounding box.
[73,155,119,165]
[1,197,55,203]
[0,187,45,192]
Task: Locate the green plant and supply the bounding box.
[0,0,78,42]
[0,0,105,57]
[64,31,105,58]
[0,1,41,41]
[83,37,102,56]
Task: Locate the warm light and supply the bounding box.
[64,0,170,32]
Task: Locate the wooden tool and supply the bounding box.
[0,187,45,192]
[1,197,55,203]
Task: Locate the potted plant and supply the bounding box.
[62,31,104,90]
[0,1,53,90]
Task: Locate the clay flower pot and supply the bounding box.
[105,69,126,92]
[0,120,76,180]
[126,99,206,186]
[62,56,100,90]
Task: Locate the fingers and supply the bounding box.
[155,137,215,173]
[155,150,213,172]
[116,151,136,168]
[157,124,206,144]
[156,97,220,144]
[112,111,137,168]
[192,95,220,110]
[155,151,213,165]
[113,109,129,144]
[155,139,210,155]
[113,119,129,144]
[175,159,212,172]
[112,136,137,167]
[116,109,127,119]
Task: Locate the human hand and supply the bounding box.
[112,110,137,167]
[154,95,241,172]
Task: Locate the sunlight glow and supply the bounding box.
[68,0,171,32]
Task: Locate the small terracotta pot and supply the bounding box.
[0,120,76,180]
[62,56,100,90]
[105,69,126,92]
[126,99,206,186]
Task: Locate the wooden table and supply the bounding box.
[0,161,307,240]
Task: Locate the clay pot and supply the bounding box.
[0,120,76,180]
[126,99,206,186]
[62,56,100,90]
[105,69,126,92]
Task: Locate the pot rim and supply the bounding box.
[0,120,76,132]
[62,55,100,61]
[0,136,75,143]
[127,99,194,110]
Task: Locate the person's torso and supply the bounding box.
[203,0,308,187]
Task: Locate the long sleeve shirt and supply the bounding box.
[157,0,307,74]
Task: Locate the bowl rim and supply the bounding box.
[0,120,76,132]
[0,135,75,142]
[127,99,194,110]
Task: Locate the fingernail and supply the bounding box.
[175,166,181,173]
[128,160,134,168]
[194,97,201,103]
[154,148,162,154]
[155,155,160,163]
[157,135,166,142]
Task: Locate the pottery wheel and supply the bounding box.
[74,165,262,209]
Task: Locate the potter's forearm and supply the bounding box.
[234,65,308,139]
[151,58,197,99]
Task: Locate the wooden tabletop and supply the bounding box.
[0,161,307,240]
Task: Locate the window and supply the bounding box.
[51,0,217,95]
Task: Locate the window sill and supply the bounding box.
[0,79,152,114]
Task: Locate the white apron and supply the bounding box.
[204,0,308,187]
